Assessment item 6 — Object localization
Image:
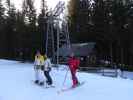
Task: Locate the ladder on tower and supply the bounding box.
[56,21,71,65]
[45,18,55,62]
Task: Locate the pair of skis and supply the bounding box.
[32,80,55,88]
[32,80,85,93]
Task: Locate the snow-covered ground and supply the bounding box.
[0,59,133,100]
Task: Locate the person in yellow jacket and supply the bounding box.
[34,50,45,85]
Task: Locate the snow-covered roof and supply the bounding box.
[58,42,96,56]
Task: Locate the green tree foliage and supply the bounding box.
[37,0,48,53]
[0,0,51,61]
[22,0,37,59]
[67,0,80,42]
[0,0,6,57]
[4,0,17,58]
[68,0,133,66]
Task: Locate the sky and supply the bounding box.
[9,0,69,13]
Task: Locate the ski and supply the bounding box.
[45,85,55,88]
[57,81,85,94]
[32,80,44,87]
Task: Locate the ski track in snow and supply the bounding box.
[0,59,133,100]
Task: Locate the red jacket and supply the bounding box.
[68,57,80,71]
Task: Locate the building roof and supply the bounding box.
[58,42,96,57]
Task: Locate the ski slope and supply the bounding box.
[0,59,133,100]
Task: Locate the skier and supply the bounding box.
[68,53,80,88]
[43,55,53,86]
[34,50,44,85]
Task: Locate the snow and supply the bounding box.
[121,71,133,79]
[0,59,133,100]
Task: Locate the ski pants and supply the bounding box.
[70,68,79,86]
[44,71,53,85]
[34,65,44,82]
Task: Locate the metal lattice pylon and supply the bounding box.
[45,1,71,64]
[45,15,55,60]
[56,20,71,65]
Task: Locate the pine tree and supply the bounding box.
[0,0,6,57]
[67,0,80,42]
[14,11,26,59]
[4,0,17,58]
[37,0,48,53]
[22,0,37,60]
[68,0,95,42]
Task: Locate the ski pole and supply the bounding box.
[57,67,69,94]
[62,68,69,87]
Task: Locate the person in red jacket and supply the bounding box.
[68,53,80,88]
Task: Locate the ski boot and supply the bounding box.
[34,80,39,84]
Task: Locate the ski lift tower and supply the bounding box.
[45,1,71,65]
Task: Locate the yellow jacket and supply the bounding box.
[43,54,47,61]
[35,55,44,65]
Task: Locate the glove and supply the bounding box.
[48,67,51,72]
[34,65,40,70]
[41,65,44,70]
